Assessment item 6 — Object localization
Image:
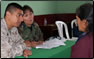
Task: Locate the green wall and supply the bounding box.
[1,1,92,18]
[56,1,92,14]
[1,1,57,18]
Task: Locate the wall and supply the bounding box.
[1,1,57,18]
[1,1,92,18]
[56,1,92,13]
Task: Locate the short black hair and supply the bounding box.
[23,5,33,14]
[76,3,93,32]
[4,3,23,17]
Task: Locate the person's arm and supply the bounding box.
[38,26,44,41]
[34,22,44,41]
[1,36,13,58]
[16,28,32,50]
[1,29,18,58]
[2,28,32,57]
[11,28,32,57]
[71,36,89,58]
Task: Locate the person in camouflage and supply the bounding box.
[1,3,32,58]
[18,5,44,47]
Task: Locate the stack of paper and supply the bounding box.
[36,37,66,49]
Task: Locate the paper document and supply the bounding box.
[36,37,66,49]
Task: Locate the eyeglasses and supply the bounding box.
[16,13,23,17]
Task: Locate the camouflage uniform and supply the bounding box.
[18,22,44,42]
[1,19,31,58]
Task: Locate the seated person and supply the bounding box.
[18,5,44,47]
[71,3,93,58]
[1,3,32,58]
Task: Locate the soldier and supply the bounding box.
[18,5,44,48]
[1,3,32,58]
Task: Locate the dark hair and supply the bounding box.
[76,3,93,32]
[4,3,23,17]
[23,5,33,14]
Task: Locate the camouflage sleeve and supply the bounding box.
[34,22,44,41]
[1,34,13,58]
[1,28,31,58]
[1,29,14,58]
[16,29,31,51]
[38,25,44,41]
[10,28,31,57]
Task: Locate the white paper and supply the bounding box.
[36,37,66,49]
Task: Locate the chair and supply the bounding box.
[55,21,70,42]
[71,19,78,40]
[71,19,77,30]
[71,19,77,37]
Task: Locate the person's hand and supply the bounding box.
[31,41,39,47]
[24,40,32,47]
[24,49,32,58]
[31,41,44,47]
[38,41,44,45]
